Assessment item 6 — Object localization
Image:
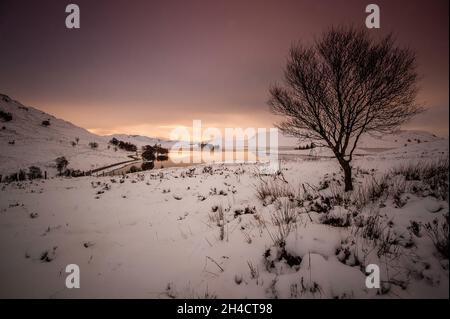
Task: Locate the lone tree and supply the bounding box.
[269,26,422,191]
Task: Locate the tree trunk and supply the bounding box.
[339,159,353,192]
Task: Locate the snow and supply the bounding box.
[0,94,448,298]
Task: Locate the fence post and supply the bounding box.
[44,171,47,179]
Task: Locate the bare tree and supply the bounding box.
[269,26,423,191]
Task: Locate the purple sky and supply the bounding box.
[0,0,448,138]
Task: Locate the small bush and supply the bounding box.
[5,172,18,182]
[127,165,140,174]
[65,169,85,177]
[55,156,69,175]
[255,179,296,204]
[28,166,43,179]
[390,159,449,200]
[424,213,449,259]
[0,110,12,122]
[18,169,27,181]
[109,137,119,145]
[208,205,225,240]
[119,141,137,152]
[41,120,50,127]
[354,210,400,258]
[141,161,155,171]
[142,149,156,161]
[89,142,99,149]
[270,199,297,245]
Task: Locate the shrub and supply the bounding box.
[353,209,400,258]
[55,156,69,175]
[109,137,119,145]
[424,214,449,259]
[141,161,155,171]
[142,144,169,161]
[28,166,43,179]
[0,94,12,102]
[118,141,137,152]
[142,149,156,161]
[41,120,50,127]
[5,172,18,182]
[0,110,12,122]
[89,142,99,149]
[127,165,139,173]
[208,205,225,240]
[18,169,27,181]
[255,179,295,204]
[270,199,297,245]
[295,142,316,150]
[390,159,449,200]
[65,169,85,177]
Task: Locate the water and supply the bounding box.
[108,149,274,175]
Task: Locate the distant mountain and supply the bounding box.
[357,130,442,149]
[250,129,443,150]
[106,134,176,149]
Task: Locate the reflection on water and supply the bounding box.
[109,149,273,175]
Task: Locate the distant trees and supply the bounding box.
[142,147,156,161]
[141,144,169,161]
[1,166,44,183]
[295,142,316,150]
[0,110,12,122]
[269,26,422,191]
[109,138,137,152]
[55,156,69,175]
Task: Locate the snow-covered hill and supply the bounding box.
[357,130,442,149]
[257,129,443,150]
[0,94,135,176]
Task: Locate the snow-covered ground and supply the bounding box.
[0,136,448,298]
[0,94,448,298]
